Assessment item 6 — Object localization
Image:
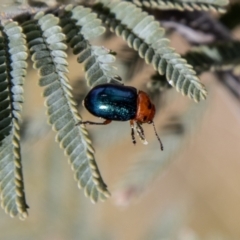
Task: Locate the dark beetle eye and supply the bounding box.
[148,102,152,109]
[143,116,147,121]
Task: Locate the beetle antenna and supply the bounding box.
[152,121,163,151]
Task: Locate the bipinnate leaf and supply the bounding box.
[59,4,122,87]
[0,20,28,219]
[22,12,110,203]
[96,0,207,102]
[128,0,228,13]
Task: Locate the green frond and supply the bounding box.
[59,5,122,87]
[115,95,208,203]
[0,20,28,219]
[81,45,122,87]
[95,0,207,102]
[148,40,240,91]
[127,0,228,13]
[184,41,240,73]
[22,12,110,203]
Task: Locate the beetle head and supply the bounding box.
[135,90,155,123]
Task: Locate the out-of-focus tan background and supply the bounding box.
[1,1,240,240]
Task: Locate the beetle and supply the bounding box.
[76,83,163,150]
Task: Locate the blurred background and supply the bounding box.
[1,0,240,239]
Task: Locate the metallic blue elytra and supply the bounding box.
[84,83,138,121]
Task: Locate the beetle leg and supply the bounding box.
[130,120,136,145]
[136,122,148,145]
[75,119,112,125]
